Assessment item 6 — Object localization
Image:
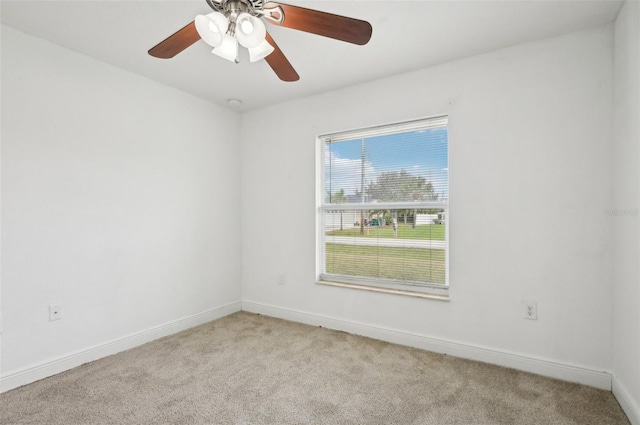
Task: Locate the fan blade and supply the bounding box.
[264,33,299,82]
[263,2,372,45]
[148,21,200,59]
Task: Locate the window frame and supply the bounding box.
[316,116,450,300]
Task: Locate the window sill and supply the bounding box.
[317,279,450,301]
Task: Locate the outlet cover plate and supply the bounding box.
[523,300,537,320]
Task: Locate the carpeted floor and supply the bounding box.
[0,312,630,424]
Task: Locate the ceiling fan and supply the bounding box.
[148,0,373,82]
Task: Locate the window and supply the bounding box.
[317,116,449,299]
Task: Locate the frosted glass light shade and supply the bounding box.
[195,12,228,48]
[248,39,275,62]
[235,13,266,48]
[212,34,238,62]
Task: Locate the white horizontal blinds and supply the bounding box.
[324,119,448,206]
[321,116,448,287]
[323,208,446,285]
[325,117,448,143]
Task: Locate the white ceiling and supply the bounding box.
[1,0,623,112]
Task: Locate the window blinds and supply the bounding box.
[320,116,448,291]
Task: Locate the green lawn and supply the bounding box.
[325,243,446,284]
[327,223,445,240]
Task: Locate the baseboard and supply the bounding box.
[613,376,640,425]
[2,299,618,399]
[241,300,612,391]
[0,300,242,393]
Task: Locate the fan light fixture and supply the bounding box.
[248,40,274,62]
[149,0,373,82]
[195,10,273,63]
[194,12,228,47]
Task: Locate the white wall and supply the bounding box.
[1,10,634,421]
[1,26,242,386]
[241,25,614,382]
[612,1,640,422]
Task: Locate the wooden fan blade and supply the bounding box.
[148,21,200,59]
[264,33,299,82]
[263,2,372,45]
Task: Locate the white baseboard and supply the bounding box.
[241,300,612,391]
[0,300,242,393]
[2,299,622,406]
[613,376,640,425]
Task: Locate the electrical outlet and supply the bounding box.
[523,300,537,320]
[278,274,286,285]
[49,305,62,321]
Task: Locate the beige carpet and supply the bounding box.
[0,312,630,424]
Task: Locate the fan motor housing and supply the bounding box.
[207,0,264,16]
